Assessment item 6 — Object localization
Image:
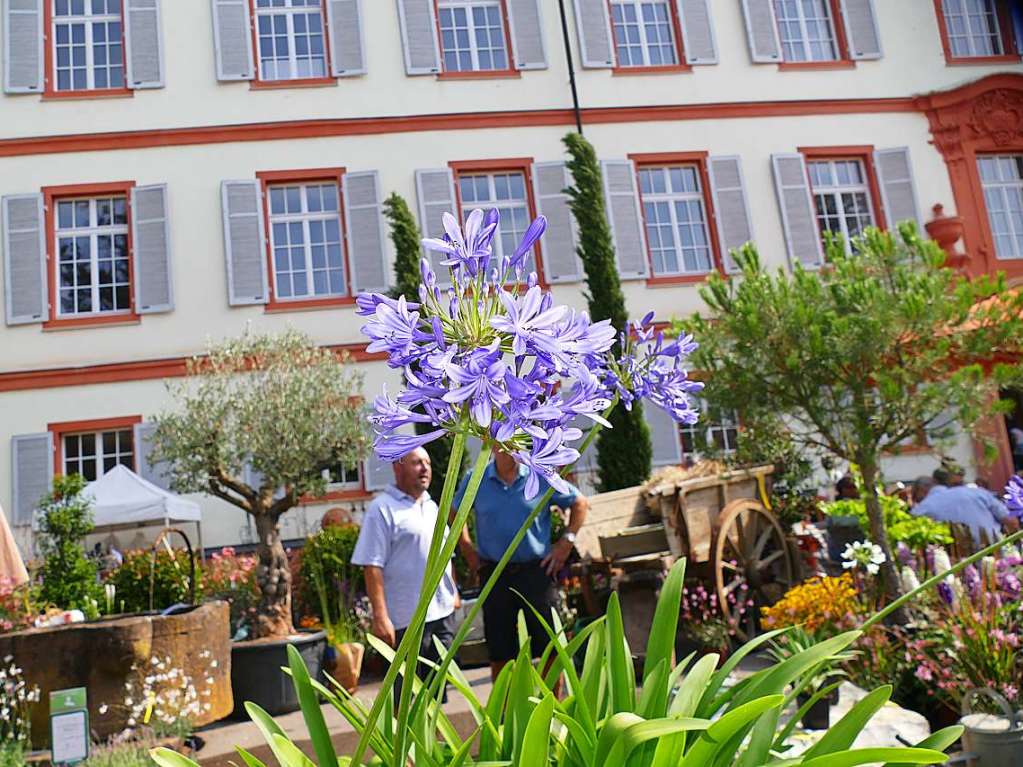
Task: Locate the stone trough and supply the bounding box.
[0,601,232,746]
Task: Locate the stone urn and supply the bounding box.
[925,204,968,269]
[0,601,233,747]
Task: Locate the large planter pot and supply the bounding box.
[0,601,233,747]
[230,630,325,717]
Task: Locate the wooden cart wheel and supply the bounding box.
[713,499,794,640]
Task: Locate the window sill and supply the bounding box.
[612,64,692,76]
[300,488,371,505]
[437,70,521,80]
[944,54,1022,66]
[264,296,357,313]
[777,60,856,71]
[43,313,140,331]
[249,77,338,90]
[645,273,711,287]
[42,87,133,101]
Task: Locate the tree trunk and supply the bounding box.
[858,455,909,625]
[253,510,294,638]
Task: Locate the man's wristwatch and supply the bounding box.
[561,531,577,545]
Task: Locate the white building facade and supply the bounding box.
[1,0,1022,554]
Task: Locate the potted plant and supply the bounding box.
[148,329,371,715]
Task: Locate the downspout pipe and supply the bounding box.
[557,0,584,135]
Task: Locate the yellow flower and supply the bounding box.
[761,574,860,634]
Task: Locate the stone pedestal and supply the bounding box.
[0,601,232,746]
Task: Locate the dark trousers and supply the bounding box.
[479,559,557,662]
[393,612,456,706]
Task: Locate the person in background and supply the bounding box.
[454,449,589,681]
[912,475,1020,546]
[352,448,457,697]
[1010,425,1023,472]
[835,475,859,501]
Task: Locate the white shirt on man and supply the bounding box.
[351,485,456,630]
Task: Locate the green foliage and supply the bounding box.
[151,557,959,767]
[150,328,370,516]
[105,548,201,613]
[299,524,363,630]
[37,474,102,611]
[823,496,953,549]
[679,226,1023,598]
[563,132,652,490]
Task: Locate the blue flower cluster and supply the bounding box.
[1004,475,1023,520]
[358,209,702,498]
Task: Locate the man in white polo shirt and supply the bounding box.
[352,447,457,691]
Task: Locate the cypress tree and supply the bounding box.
[382,193,466,500]
[563,132,652,491]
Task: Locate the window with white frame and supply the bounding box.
[773,0,838,62]
[52,0,125,91]
[62,428,134,481]
[978,155,1023,260]
[941,0,1005,57]
[680,404,738,462]
[56,196,130,316]
[807,159,876,254]
[458,171,535,272]
[254,0,327,81]
[437,0,509,72]
[323,463,361,490]
[638,165,714,275]
[610,0,678,67]
[267,182,347,300]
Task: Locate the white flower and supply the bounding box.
[210,660,218,668]
[933,548,952,575]
[842,540,886,575]
[205,677,214,685]
[900,566,921,592]
[98,704,109,715]
[151,657,159,666]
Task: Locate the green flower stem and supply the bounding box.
[419,398,618,709]
[862,528,1023,630]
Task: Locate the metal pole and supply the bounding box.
[557,0,584,135]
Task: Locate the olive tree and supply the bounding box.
[680,226,1023,609]
[150,329,370,638]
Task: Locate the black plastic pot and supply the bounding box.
[797,685,840,730]
[230,630,326,717]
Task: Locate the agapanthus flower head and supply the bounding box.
[1004,475,1023,519]
[359,208,700,497]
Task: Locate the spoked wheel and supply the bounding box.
[713,499,794,640]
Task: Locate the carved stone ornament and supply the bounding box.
[970,89,1023,146]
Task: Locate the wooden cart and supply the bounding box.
[578,465,795,640]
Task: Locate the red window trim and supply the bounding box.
[247,0,337,89]
[774,0,856,70]
[433,0,520,78]
[48,414,142,477]
[42,180,140,330]
[798,145,888,240]
[448,157,547,285]
[932,0,1021,65]
[42,0,133,99]
[255,167,356,313]
[606,0,692,74]
[628,151,725,286]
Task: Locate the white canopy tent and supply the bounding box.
[83,465,203,555]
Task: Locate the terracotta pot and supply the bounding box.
[328,641,365,693]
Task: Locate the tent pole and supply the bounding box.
[197,521,205,562]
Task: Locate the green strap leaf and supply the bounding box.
[517,693,555,766]
[605,592,636,714]
[287,644,337,767]
[884,726,964,767]
[670,653,720,719]
[643,558,686,686]
[269,734,316,767]
[150,747,201,767]
[802,685,892,759]
[801,748,950,767]
[234,747,268,767]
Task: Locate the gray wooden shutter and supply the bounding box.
[839,0,882,60]
[532,162,581,283]
[874,147,921,233]
[131,184,173,314]
[363,450,392,491]
[740,0,782,63]
[1014,4,1023,55]
[572,0,613,68]
[644,404,681,468]
[771,153,824,268]
[134,422,171,491]
[708,156,754,273]
[11,433,52,527]
[326,0,366,76]
[220,180,268,305]
[506,0,546,69]
[211,0,255,81]
[397,0,440,75]
[601,160,649,280]
[677,0,717,64]
[3,0,43,93]
[125,0,164,88]
[415,168,456,285]
[2,193,46,325]
[343,170,388,293]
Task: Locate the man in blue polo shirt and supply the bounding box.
[454,449,589,679]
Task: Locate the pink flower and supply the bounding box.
[916,665,933,682]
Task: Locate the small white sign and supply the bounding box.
[51,710,89,765]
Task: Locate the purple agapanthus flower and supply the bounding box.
[936,580,955,606]
[1004,475,1023,519]
[514,426,581,499]
[443,344,509,429]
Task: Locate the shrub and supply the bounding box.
[105,549,202,614]
[299,525,363,629]
[202,547,259,638]
[36,474,102,612]
[824,495,953,550]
